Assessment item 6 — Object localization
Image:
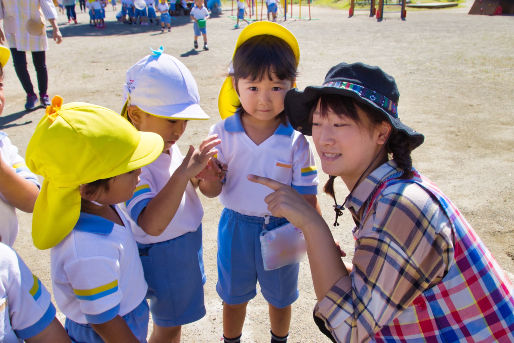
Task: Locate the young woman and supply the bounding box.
[249,62,514,342]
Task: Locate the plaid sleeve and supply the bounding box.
[291,134,318,195]
[1,135,40,188]
[124,168,155,223]
[315,185,453,342]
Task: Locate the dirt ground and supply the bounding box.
[2,1,513,341]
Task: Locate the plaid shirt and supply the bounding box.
[0,0,57,51]
[315,161,514,342]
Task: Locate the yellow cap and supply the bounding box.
[0,46,10,68]
[26,96,164,249]
[218,22,300,119]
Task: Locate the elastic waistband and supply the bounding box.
[223,208,286,225]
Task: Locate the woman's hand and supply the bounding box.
[247,174,325,230]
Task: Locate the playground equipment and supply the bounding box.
[231,0,312,21]
[468,0,514,14]
[349,0,406,21]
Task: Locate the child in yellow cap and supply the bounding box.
[0,46,40,247]
[26,96,164,343]
[121,47,223,343]
[211,22,319,343]
[0,46,69,343]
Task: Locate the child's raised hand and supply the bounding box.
[196,157,227,182]
[179,135,221,179]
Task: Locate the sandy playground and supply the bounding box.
[2,0,513,341]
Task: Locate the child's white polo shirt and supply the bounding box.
[190,5,209,20]
[0,243,56,342]
[0,132,40,247]
[209,113,318,217]
[125,144,204,244]
[50,205,147,325]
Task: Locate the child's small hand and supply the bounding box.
[179,135,221,179]
[196,157,227,182]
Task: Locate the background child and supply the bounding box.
[211,22,319,343]
[146,0,157,24]
[0,242,70,342]
[0,46,40,247]
[26,96,164,343]
[234,0,249,29]
[190,0,209,50]
[121,48,223,343]
[266,0,278,21]
[157,0,171,32]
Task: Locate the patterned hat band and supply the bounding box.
[323,81,398,118]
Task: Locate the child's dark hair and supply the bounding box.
[81,178,112,198]
[314,94,414,200]
[232,35,297,122]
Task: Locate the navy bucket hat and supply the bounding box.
[285,62,424,150]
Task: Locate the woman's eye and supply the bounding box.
[249,87,257,91]
[272,87,282,91]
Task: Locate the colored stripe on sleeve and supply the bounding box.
[15,303,56,339]
[29,275,42,301]
[73,280,118,301]
[301,166,317,176]
[125,185,151,207]
[292,184,318,195]
[276,162,292,168]
[85,304,120,324]
[129,198,151,222]
[132,185,151,198]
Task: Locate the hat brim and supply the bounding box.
[285,86,424,150]
[0,46,10,68]
[218,22,300,119]
[120,100,209,121]
[32,130,163,250]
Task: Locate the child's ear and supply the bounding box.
[376,121,392,145]
[231,76,239,95]
[127,105,142,126]
[79,184,100,202]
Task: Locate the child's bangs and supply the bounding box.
[233,35,297,82]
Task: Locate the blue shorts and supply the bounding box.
[148,6,157,18]
[95,9,105,19]
[216,209,299,308]
[135,7,147,17]
[268,3,277,13]
[128,6,135,17]
[193,22,206,36]
[237,8,244,19]
[65,300,149,343]
[138,225,206,327]
[160,12,171,24]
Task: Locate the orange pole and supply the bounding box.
[308,0,310,19]
[299,0,301,19]
[290,0,292,19]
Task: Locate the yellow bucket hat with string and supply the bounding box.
[0,46,10,67]
[217,22,300,120]
[26,96,164,250]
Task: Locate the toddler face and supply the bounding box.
[235,71,293,123]
[136,111,188,152]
